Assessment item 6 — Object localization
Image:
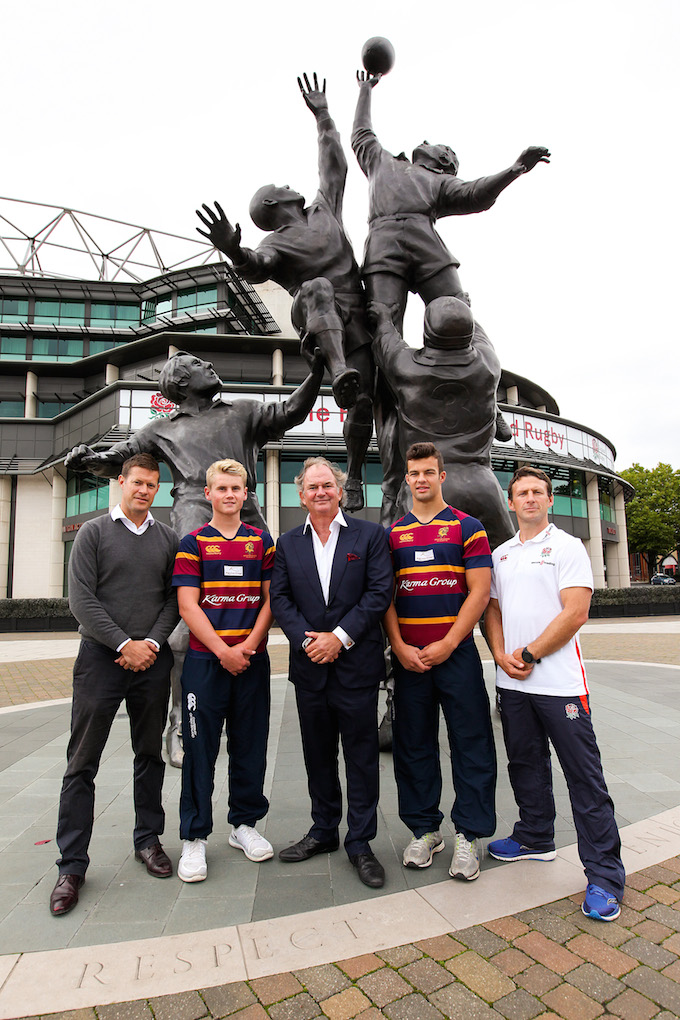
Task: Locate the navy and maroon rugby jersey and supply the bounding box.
[387,506,491,648]
[172,523,275,656]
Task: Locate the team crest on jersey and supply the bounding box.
[244,540,257,558]
[435,527,450,542]
[204,544,221,555]
[565,702,579,720]
[500,554,508,562]
[542,547,552,556]
[399,532,414,543]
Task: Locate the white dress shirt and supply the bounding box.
[110,503,155,535]
[303,509,354,649]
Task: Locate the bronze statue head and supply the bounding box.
[159,353,221,404]
[249,184,305,231]
[412,142,459,176]
[423,297,474,351]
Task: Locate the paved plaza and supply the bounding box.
[0,620,678,1018]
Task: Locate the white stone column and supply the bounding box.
[584,474,606,588]
[105,363,119,384]
[24,370,37,418]
[613,488,631,588]
[272,348,283,386]
[0,476,11,599]
[506,384,519,405]
[12,475,54,596]
[168,344,180,358]
[49,470,67,596]
[265,450,280,540]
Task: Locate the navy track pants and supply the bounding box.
[498,688,625,899]
[179,650,270,840]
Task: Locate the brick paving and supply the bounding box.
[11,860,680,1019]
[6,621,680,1018]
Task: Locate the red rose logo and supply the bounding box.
[150,392,177,416]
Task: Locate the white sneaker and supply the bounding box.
[178,838,207,882]
[402,831,445,868]
[229,824,274,862]
[449,832,481,881]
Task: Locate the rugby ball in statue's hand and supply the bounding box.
[361,37,395,76]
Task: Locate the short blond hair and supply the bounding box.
[205,459,247,488]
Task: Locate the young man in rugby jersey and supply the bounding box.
[383,442,496,881]
[172,459,275,881]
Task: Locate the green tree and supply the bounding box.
[620,462,680,577]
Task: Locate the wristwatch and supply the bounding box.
[521,646,541,665]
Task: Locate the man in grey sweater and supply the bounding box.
[50,454,179,916]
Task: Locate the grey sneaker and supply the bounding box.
[402,831,445,868]
[449,832,481,881]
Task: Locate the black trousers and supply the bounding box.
[498,688,625,899]
[295,667,379,857]
[56,639,172,876]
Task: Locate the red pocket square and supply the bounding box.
[347,553,360,562]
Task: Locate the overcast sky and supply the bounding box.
[2,0,678,472]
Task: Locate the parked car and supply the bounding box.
[650,573,677,585]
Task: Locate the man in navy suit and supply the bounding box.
[270,457,393,887]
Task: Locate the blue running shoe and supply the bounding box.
[582,884,621,921]
[488,837,556,862]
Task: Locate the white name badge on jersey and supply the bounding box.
[415,550,435,562]
[224,565,244,577]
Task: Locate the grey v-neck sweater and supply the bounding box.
[68,514,179,650]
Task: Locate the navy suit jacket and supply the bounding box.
[270,515,393,692]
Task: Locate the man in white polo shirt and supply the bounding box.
[485,466,625,921]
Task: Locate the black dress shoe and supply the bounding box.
[135,841,173,878]
[278,834,340,862]
[350,852,385,888]
[50,873,84,916]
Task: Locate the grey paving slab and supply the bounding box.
[0,663,678,957]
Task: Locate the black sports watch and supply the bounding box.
[521,646,541,665]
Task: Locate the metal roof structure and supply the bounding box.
[0,197,224,283]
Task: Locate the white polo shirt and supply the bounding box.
[490,523,593,697]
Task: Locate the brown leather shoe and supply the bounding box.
[50,873,84,915]
[135,841,173,878]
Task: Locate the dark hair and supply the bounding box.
[406,442,444,473]
[158,351,193,404]
[508,465,552,499]
[121,453,160,478]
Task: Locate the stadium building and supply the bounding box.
[0,198,631,598]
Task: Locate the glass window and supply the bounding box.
[0,298,29,322]
[37,398,76,418]
[88,339,126,356]
[157,296,172,317]
[154,462,174,508]
[142,299,156,322]
[32,337,84,362]
[66,472,110,517]
[176,286,217,314]
[598,477,616,523]
[90,301,140,328]
[0,399,24,416]
[0,336,27,358]
[34,300,85,325]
